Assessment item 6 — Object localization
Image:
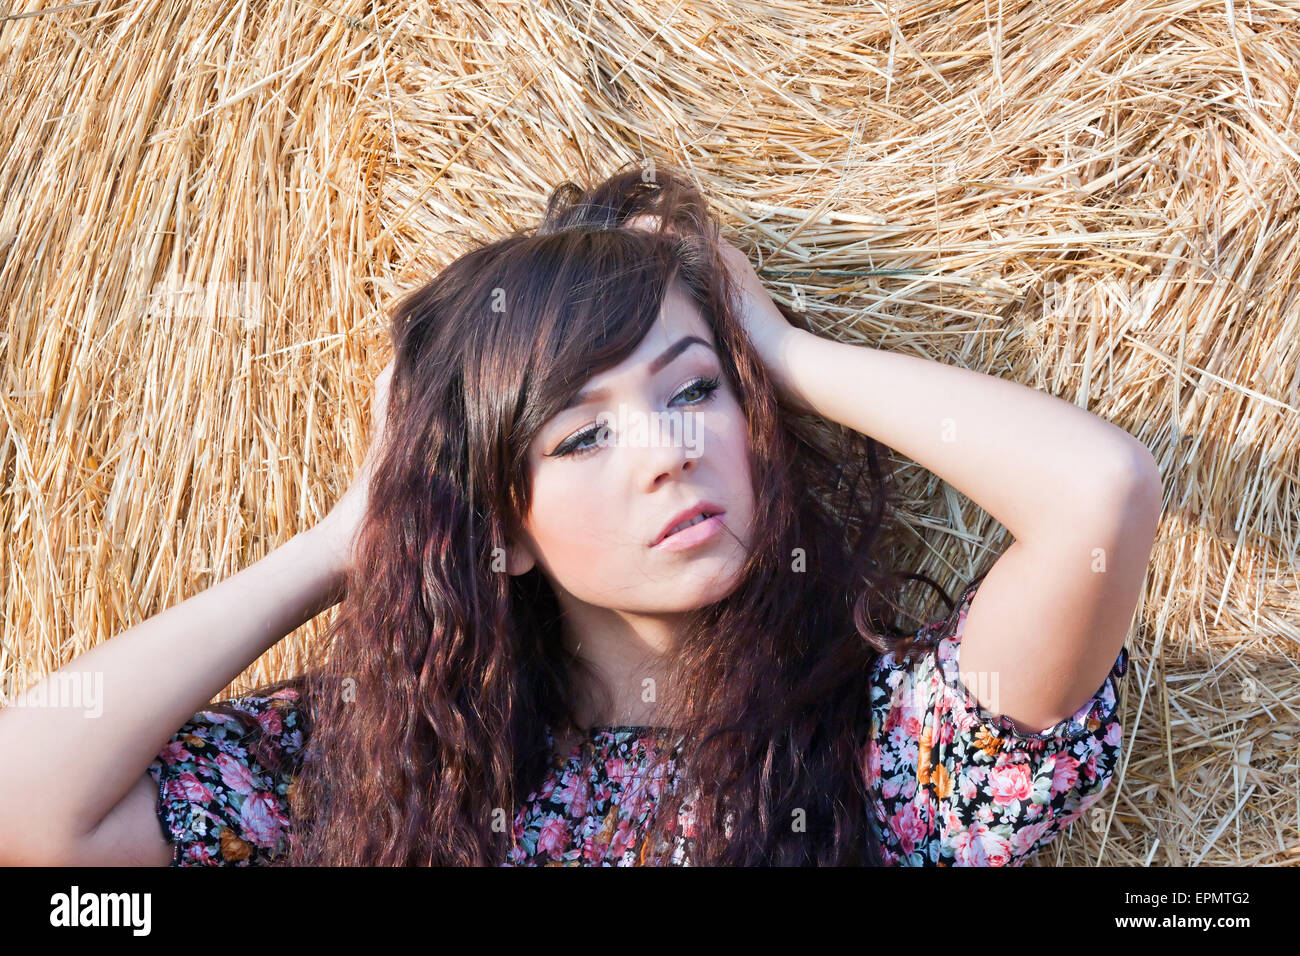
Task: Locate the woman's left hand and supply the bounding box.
[712,234,805,368]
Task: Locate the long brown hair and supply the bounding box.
[217,161,983,865]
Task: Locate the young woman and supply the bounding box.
[0,163,1161,866]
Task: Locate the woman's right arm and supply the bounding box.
[0,524,345,865]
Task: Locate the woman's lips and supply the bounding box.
[651,512,726,552]
[651,501,727,546]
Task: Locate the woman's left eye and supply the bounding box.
[552,375,722,460]
[676,376,721,406]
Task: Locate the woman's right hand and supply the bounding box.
[314,358,395,589]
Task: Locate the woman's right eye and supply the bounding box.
[556,426,603,459]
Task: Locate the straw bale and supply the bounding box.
[3,0,1298,865]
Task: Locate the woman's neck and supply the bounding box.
[568,666,672,728]
[559,604,681,728]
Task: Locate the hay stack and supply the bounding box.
[2,0,1297,866]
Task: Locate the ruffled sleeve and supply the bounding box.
[147,686,307,866]
[864,582,1129,866]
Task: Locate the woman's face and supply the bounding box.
[508,282,756,616]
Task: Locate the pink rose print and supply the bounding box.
[166,771,214,804]
[536,817,571,859]
[182,842,216,865]
[881,772,908,800]
[1050,752,1081,794]
[537,776,557,802]
[1012,818,1054,856]
[609,817,637,858]
[239,791,289,848]
[987,763,1033,806]
[605,756,628,785]
[951,820,1013,866]
[958,772,979,801]
[557,773,589,818]
[215,752,257,795]
[890,801,928,857]
[255,707,283,737]
[157,739,193,766]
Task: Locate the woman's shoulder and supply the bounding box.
[147,680,309,866]
[864,581,1129,865]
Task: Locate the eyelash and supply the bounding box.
[552,375,722,460]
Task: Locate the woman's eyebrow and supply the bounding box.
[560,335,715,411]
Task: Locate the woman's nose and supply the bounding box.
[639,413,705,481]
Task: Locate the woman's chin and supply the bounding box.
[656,557,748,609]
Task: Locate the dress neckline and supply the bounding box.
[545,724,678,750]
[589,724,670,732]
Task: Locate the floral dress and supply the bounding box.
[866,582,1128,865]
[148,581,1128,866]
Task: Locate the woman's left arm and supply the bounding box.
[729,244,1162,735]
